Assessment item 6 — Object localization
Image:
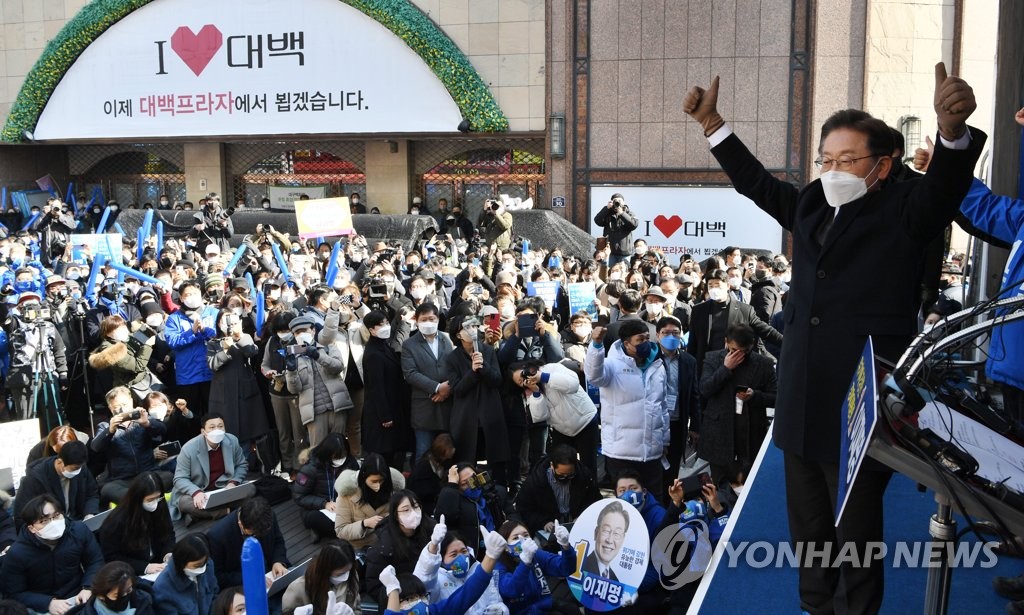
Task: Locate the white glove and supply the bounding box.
[325,590,354,615]
[519,538,539,564]
[430,514,447,545]
[294,606,313,615]
[553,520,570,548]
[482,525,507,559]
[482,604,509,615]
[380,564,401,595]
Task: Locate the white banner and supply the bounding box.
[267,185,326,211]
[589,186,784,260]
[35,0,463,139]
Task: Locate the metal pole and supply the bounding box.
[924,492,956,615]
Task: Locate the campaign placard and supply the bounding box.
[567,282,599,321]
[836,336,878,525]
[567,499,650,611]
[526,280,561,311]
[294,197,354,240]
[70,233,122,264]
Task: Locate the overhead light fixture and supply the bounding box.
[550,114,565,159]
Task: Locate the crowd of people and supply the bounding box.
[0,61,1017,614]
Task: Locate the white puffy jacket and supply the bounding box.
[523,362,598,437]
[584,340,668,462]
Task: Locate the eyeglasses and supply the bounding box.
[813,154,876,172]
[34,511,63,526]
[598,526,625,540]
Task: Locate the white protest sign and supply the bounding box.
[267,185,326,211]
[0,420,45,490]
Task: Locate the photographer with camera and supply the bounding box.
[283,316,353,449]
[30,198,76,264]
[207,308,269,447]
[477,199,513,250]
[188,194,234,256]
[593,193,639,268]
[434,464,516,553]
[91,386,172,504]
[6,292,69,430]
[87,314,156,396]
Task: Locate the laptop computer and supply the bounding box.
[204,480,257,510]
[266,558,311,596]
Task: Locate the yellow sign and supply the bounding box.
[294,197,355,240]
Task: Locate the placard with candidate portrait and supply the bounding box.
[566,498,650,610]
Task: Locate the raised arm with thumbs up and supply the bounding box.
[933,62,976,141]
[681,75,724,137]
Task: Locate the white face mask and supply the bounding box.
[111,328,130,343]
[645,302,664,315]
[417,321,438,336]
[399,508,422,530]
[206,429,226,444]
[182,295,203,310]
[728,277,743,289]
[922,323,934,334]
[733,484,744,496]
[374,325,392,340]
[231,307,243,317]
[634,247,646,256]
[145,314,163,327]
[37,517,66,540]
[708,287,727,302]
[61,468,81,479]
[608,272,623,281]
[573,326,592,339]
[819,158,880,208]
[184,565,206,579]
[295,332,314,346]
[277,332,293,342]
[142,499,160,513]
[500,305,515,319]
[149,405,167,420]
[331,458,347,468]
[410,287,428,301]
[330,571,350,585]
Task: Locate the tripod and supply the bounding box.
[20,320,66,436]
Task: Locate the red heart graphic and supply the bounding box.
[171,25,223,76]
[653,215,683,238]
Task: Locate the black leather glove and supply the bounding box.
[305,345,320,361]
[284,354,298,372]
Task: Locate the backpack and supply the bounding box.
[253,474,291,505]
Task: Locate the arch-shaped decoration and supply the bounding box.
[2,0,507,143]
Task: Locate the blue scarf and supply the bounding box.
[466,488,495,532]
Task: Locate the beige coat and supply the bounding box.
[333,467,405,549]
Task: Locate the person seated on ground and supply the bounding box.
[0,507,16,555]
[377,524,508,615]
[614,469,668,609]
[514,444,600,536]
[282,540,361,615]
[292,433,359,541]
[153,535,220,615]
[411,516,507,615]
[660,478,731,614]
[493,519,577,615]
[364,490,437,607]
[334,453,405,551]
[13,440,99,529]
[99,472,175,576]
[71,561,155,615]
[408,433,456,517]
[27,425,88,466]
[0,494,104,615]
[210,587,244,615]
[206,497,290,590]
[434,463,516,553]
[715,460,750,512]
[171,413,252,522]
[91,386,173,505]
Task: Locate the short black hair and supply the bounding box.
[238,497,273,537]
[548,444,578,467]
[706,269,729,284]
[618,319,650,342]
[726,323,757,349]
[202,413,226,429]
[59,440,88,466]
[19,494,61,527]
[819,109,895,158]
[363,310,389,330]
[615,467,645,489]
[888,126,905,157]
[172,535,210,576]
[656,315,682,333]
[414,302,439,319]
[618,289,643,313]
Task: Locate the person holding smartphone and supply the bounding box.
[697,324,777,485]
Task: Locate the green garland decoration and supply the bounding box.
[2,0,507,143]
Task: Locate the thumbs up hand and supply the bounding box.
[682,76,725,137]
[933,62,976,141]
[912,136,934,172]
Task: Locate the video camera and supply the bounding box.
[20,305,51,323]
[284,343,309,356]
[466,470,495,493]
[367,277,389,299]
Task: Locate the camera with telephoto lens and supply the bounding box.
[20,305,51,323]
[367,277,389,299]
[215,206,235,225]
[487,199,500,212]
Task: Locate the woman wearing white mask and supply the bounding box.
[334,454,405,550]
[89,314,157,393]
[0,494,105,614]
[283,540,361,615]
[361,311,412,469]
[99,472,174,576]
[292,433,359,540]
[153,535,220,615]
[207,308,269,447]
[364,490,436,607]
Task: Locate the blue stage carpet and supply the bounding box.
[695,441,1022,614]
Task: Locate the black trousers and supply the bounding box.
[783,450,892,615]
[1001,381,1024,424]
[178,381,211,420]
[550,417,600,478]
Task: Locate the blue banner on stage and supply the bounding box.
[836,336,878,526]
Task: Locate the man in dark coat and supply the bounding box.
[698,324,777,483]
[687,269,782,376]
[361,311,413,468]
[514,444,601,534]
[207,497,290,589]
[682,62,983,614]
[13,441,99,528]
[593,193,639,267]
[749,268,784,323]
